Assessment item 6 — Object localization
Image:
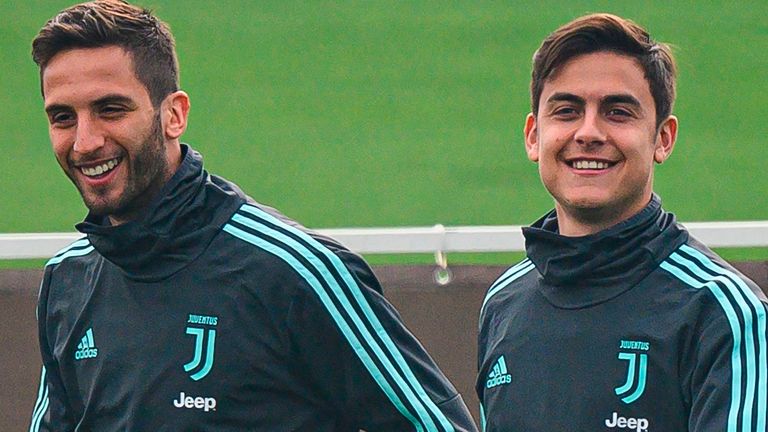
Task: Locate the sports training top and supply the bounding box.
[30,145,477,432]
[477,195,767,431]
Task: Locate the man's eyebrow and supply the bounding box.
[44,95,138,115]
[601,94,642,107]
[90,94,138,109]
[545,92,585,105]
[44,103,71,115]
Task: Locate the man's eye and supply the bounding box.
[50,112,75,126]
[553,107,578,117]
[101,106,126,116]
[607,108,632,117]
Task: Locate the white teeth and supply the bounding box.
[573,160,610,170]
[81,158,119,177]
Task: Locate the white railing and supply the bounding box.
[2,221,768,260]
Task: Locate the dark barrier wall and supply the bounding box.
[2,263,767,430]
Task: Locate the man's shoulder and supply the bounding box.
[40,237,102,311]
[219,201,374,288]
[221,201,348,256]
[479,258,538,319]
[657,239,766,301]
[45,236,98,271]
[654,239,767,338]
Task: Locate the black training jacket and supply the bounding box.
[477,195,767,431]
[30,145,477,432]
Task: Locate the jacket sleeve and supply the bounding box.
[29,267,77,432]
[286,247,478,432]
[688,295,768,432]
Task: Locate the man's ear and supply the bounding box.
[163,91,190,140]
[654,115,677,163]
[524,113,539,162]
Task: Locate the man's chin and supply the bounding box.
[570,200,611,212]
[557,196,616,220]
[81,194,149,225]
[559,194,612,212]
[560,195,648,228]
[80,196,120,218]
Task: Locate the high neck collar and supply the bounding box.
[76,145,245,282]
[522,194,688,308]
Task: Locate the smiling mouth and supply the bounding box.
[79,157,122,178]
[569,159,615,170]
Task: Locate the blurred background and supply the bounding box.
[2,1,766,256]
[1,1,766,429]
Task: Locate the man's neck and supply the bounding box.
[554,196,652,237]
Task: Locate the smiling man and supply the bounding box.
[477,14,767,431]
[43,46,179,225]
[28,1,477,431]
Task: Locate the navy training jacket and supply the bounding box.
[30,145,477,432]
[478,195,767,431]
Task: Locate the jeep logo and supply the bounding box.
[173,392,217,412]
[605,412,649,431]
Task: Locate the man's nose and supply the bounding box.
[574,109,607,146]
[73,116,105,154]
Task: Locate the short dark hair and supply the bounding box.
[530,13,676,127]
[32,0,178,107]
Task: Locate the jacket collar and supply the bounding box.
[77,145,244,282]
[522,194,688,308]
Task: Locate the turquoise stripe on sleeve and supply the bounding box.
[238,205,456,431]
[670,253,756,432]
[660,257,743,432]
[488,259,531,292]
[223,223,426,431]
[231,209,450,430]
[33,396,48,432]
[52,238,89,256]
[680,245,767,432]
[669,251,758,430]
[480,403,486,432]
[479,261,535,320]
[29,366,48,432]
[46,245,94,266]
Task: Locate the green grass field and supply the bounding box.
[2,1,766,266]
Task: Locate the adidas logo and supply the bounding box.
[486,355,512,389]
[75,328,98,360]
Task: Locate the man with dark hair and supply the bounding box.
[28,1,477,430]
[477,13,767,431]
